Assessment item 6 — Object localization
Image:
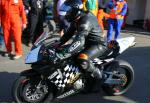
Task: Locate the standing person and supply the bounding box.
[0,0,27,59]
[107,0,127,42]
[52,0,59,23]
[23,0,48,47]
[122,5,128,29]
[57,0,69,36]
[97,7,110,38]
[0,26,4,50]
[82,0,98,16]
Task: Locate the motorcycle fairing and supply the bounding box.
[49,64,80,88]
[25,46,41,64]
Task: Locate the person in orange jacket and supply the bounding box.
[97,7,110,37]
[0,0,27,59]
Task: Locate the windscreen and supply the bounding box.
[34,32,49,46]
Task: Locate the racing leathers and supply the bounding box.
[53,11,107,79]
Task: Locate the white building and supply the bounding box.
[127,0,150,25]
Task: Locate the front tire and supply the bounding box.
[12,76,54,103]
[102,59,134,96]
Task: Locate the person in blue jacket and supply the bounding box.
[107,0,127,42]
[0,27,4,50]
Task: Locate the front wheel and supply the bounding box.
[12,76,54,103]
[102,59,134,96]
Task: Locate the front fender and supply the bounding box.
[20,69,39,77]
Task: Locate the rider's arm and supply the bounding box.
[64,19,91,54]
[59,22,76,45]
[56,19,91,60]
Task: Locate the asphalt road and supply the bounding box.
[0,29,150,103]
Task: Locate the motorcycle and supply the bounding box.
[12,32,135,103]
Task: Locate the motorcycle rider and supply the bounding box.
[50,2,108,79]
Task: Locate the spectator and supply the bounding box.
[143,19,150,31]
[107,0,127,42]
[0,0,27,59]
[23,0,48,47]
[0,26,4,50]
[122,5,129,29]
[97,6,110,38]
[82,0,98,16]
[57,0,69,36]
[52,0,59,23]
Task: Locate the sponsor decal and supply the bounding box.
[48,71,59,80]
[69,41,81,52]
[69,73,80,84]
[57,90,75,99]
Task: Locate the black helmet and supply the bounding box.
[60,1,83,22]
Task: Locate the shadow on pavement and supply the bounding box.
[122,26,150,36]
[118,46,150,103]
[0,72,124,103]
[0,50,5,56]
[60,93,125,103]
[0,71,19,102]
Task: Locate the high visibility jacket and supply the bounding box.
[97,9,110,21]
[0,0,27,26]
[0,0,27,55]
[109,0,127,19]
[97,9,110,30]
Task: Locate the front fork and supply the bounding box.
[36,79,49,94]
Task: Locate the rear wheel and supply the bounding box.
[102,60,134,96]
[12,76,54,103]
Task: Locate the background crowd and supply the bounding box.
[0,0,128,60]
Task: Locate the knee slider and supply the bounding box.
[77,53,89,70]
[79,59,89,70]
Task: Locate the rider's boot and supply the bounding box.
[88,63,102,79]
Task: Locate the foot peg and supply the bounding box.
[91,68,102,79]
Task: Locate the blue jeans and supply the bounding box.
[107,19,124,42]
[0,27,4,47]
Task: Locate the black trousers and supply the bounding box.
[28,12,44,43]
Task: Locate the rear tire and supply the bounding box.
[12,76,54,103]
[102,59,134,96]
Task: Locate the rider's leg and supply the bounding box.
[77,44,107,79]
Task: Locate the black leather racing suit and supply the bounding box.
[57,12,107,78]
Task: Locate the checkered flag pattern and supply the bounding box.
[51,64,80,88]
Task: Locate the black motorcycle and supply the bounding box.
[12,32,135,103]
